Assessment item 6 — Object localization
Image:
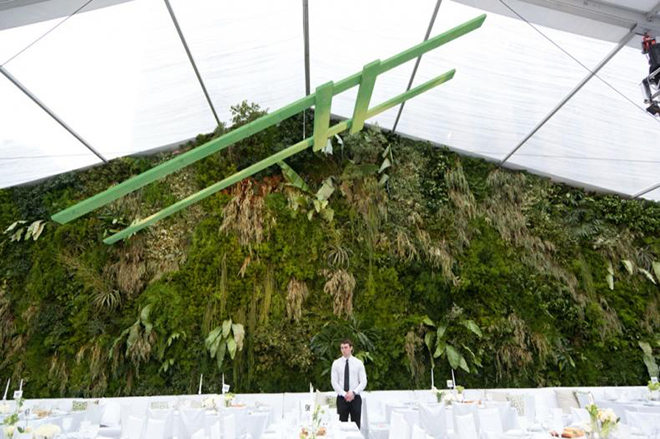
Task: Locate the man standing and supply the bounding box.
[331,338,367,429]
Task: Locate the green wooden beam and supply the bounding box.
[51,14,485,225]
[103,69,455,244]
[51,94,315,224]
[350,60,380,134]
[313,81,334,152]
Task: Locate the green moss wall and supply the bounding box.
[1,104,660,398]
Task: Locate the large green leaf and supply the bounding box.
[205,327,222,349]
[316,178,335,202]
[653,262,660,284]
[216,342,227,370]
[640,268,657,285]
[422,316,435,327]
[232,323,245,350]
[227,337,237,359]
[445,345,461,370]
[279,162,309,192]
[622,260,634,275]
[436,325,447,340]
[461,320,483,338]
[222,320,232,339]
[640,341,659,378]
[424,332,436,352]
[433,340,446,359]
[459,355,470,373]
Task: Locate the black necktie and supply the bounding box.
[344,358,350,392]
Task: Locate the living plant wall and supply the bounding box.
[1,102,660,398]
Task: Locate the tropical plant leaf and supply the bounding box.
[227,337,237,359]
[424,332,435,351]
[640,341,659,378]
[640,268,657,284]
[436,325,447,340]
[622,260,634,275]
[422,316,435,327]
[445,345,461,370]
[379,174,389,185]
[459,355,470,373]
[222,319,232,338]
[232,323,245,350]
[653,262,660,284]
[379,158,391,174]
[433,340,446,359]
[216,342,227,369]
[279,162,309,192]
[461,320,483,338]
[607,261,614,276]
[316,178,335,202]
[606,274,614,290]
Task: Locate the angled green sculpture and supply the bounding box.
[52,14,486,244]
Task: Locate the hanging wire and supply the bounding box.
[1,0,95,67]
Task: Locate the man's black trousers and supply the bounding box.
[337,394,362,429]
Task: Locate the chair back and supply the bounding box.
[419,403,447,439]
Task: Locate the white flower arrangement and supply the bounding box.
[586,403,619,438]
[223,393,235,407]
[34,424,61,439]
[201,394,223,410]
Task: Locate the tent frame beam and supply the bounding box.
[500,27,635,165]
[517,0,660,34]
[0,66,108,164]
[392,0,443,133]
[163,0,221,127]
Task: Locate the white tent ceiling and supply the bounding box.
[0,0,659,201]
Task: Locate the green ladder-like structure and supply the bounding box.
[52,14,486,244]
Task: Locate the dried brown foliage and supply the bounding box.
[286,278,308,321]
[322,269,356,318]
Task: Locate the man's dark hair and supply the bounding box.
[340,338,353,347]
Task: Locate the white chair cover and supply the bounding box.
[86,401,106,424]
[190,429,206,439]
[121,415,144,439]
[101,401,122,427]
[388,411,410,439]
[64,410,86,432]
[478,408,503,434]
[223,414,236,439]
[144,418,167,439]
[480,401,518,431]
[452,402,479,432]
[625,410,660,436]
[223,406,248,438]
[146,408,174,439]
[209,420,222,439]
[247,410,270,439]
[178,408,206,439]
[454,413,478,439]
[411,424,427,439]
[419,403,447,439]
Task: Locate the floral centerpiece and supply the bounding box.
[2,396,26,439]
[299,404,326,439]
[648,380,660,400]
[223,392,235,407]
[432,386,464,405]
[201,394,223,410]
[34,424,61,439]
[585,403,619,439]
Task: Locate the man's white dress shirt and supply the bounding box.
[331,355,367,397]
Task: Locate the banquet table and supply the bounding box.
[261,420,363,439]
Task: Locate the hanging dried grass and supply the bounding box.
[221,179,272,249]
[322,269,356,317]
[286,278,308,321]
